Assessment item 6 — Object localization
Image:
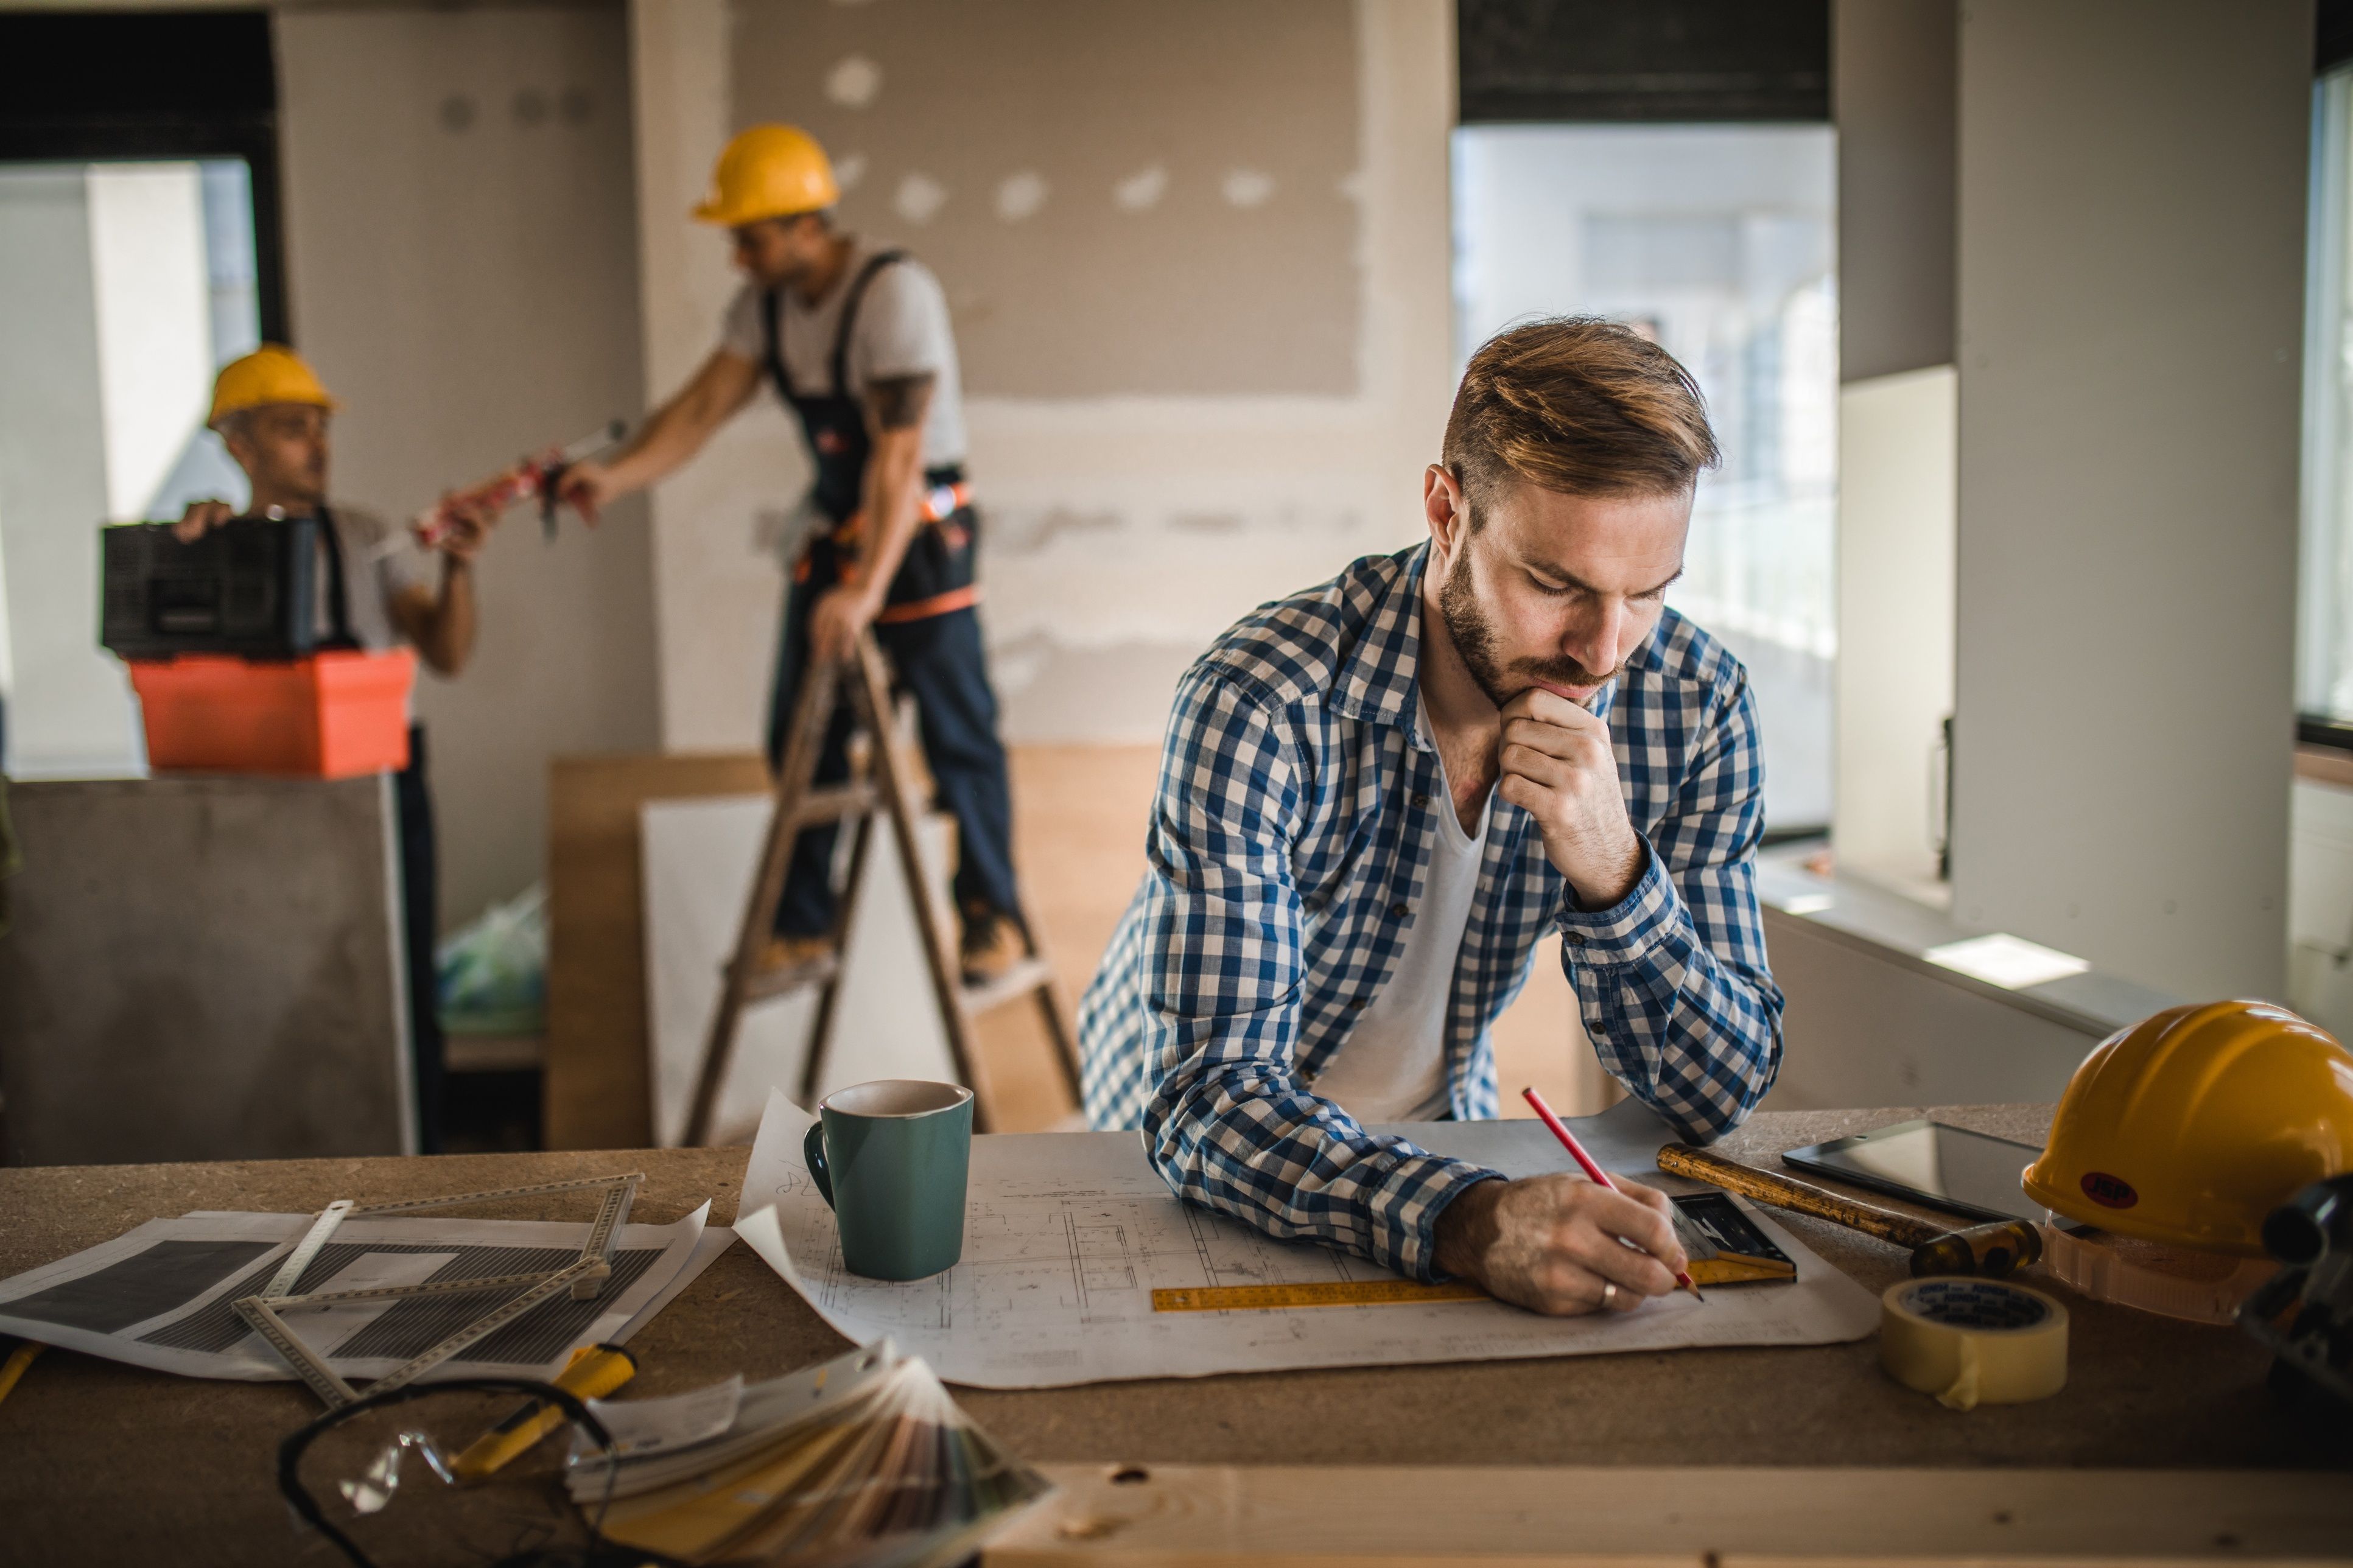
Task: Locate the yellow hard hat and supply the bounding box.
[208,345,337,428]
[2022,999,2353,1256]
[693,124,840,227]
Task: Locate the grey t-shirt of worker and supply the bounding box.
[312,502,435,654]
[718,241,969,472]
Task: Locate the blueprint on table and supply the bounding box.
[735,1090,1879,1390]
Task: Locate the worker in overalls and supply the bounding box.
[562,125,1026,984]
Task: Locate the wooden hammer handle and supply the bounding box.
[1656,1144,1948,1250]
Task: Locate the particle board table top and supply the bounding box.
[2,1104,2346,1566]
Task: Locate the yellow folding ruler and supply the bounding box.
[233,1172,643,1407]
[1153,1279,1486,1312]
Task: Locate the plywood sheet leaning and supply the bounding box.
[545,753,768,1149]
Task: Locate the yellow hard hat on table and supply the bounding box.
[2022,999,2353,1256]
[208,345,338,429]
[693,124,840,226]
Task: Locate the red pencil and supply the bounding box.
[1521,1085,1702,1302]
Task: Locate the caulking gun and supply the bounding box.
[379,419,627,559]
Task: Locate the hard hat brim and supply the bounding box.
[693,195,827,228]
[208,392,340,432]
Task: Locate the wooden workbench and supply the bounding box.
[2,1105,2347,1564]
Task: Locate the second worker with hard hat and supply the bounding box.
[561,124,1029,984]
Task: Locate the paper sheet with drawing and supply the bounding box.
[736,1090,1879,1389]
[0,1206,721,1385]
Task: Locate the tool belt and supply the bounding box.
[794,470,979,625]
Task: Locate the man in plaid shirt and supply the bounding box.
[1078,318,1783,1317]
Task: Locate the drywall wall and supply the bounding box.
[278,2,660,931]
[731,0,1360,398]
[634,0,1458,750]
[1951,0,2308,998]
[1833,0,1955,383]
[1834,366,1955,898]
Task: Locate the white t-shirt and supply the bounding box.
[315,502,434,654]
[718,241,967,471]
[1309,692,1493,1124]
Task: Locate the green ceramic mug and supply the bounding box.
[802,1079,973,1281]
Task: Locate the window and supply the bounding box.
[0,160,266,775]
[1451,124,1838,831]
[2303,67,2353,733]
[0,8,281,775]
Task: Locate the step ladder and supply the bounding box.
[681,631,1082,1144]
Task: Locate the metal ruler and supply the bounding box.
[261,1199,352,1300]
[348,1172,644,1218]
[234,1172,647,1407]
[236,1256,605,1409]
[232,1296,357,1407]
[1151,1279,1487,1312]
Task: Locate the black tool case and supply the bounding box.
[100,515,323,660]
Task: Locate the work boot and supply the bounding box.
[757,933,835,976]
[959,909,1028,987]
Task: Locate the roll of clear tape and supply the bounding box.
[1879,1278,2068,1410]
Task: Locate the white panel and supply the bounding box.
[1834,365,1955,895]
[1951,1,2308,998]
[640,794,959,1147]
[85,164,211,522]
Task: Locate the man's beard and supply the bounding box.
[1437,542,1620,709]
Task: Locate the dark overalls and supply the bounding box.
[318,509,444,1153]
[759,251,1020,940]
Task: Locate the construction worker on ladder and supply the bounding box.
[562,125,1027,985]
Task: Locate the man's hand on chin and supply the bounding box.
[1495,687,1646,908]
[1433,1174,1686,1316]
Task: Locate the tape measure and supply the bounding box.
[1151,1279,1487,1312]
[1879,1278,2069,1410]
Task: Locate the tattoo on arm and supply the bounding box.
[866,373,936,433]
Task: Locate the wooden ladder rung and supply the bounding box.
[735,949,841,1005]
[959,954,1057,1017]
[687,632,1082,1147]
[790,782,876,828]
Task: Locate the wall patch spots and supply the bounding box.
[826,53,882,107]
[995,170,1048,223]
[1222,168,1274,208]
[513,88,549,127]
[1112,164,1168,213]
[834,152,869,191]
[895,171,947,225]
[438,94,475,133]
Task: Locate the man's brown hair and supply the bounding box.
[1443,317,1719,514]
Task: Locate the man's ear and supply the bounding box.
[1423,464,1469,566]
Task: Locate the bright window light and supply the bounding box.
[1923,934,2092,991]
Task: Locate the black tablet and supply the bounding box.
[1781,1118,2047,1224]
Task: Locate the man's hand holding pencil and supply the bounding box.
[1430,1087,1695,1317]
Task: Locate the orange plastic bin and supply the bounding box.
[129,649,415,779]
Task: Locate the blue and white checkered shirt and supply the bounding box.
[1077,544,1783,1281]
